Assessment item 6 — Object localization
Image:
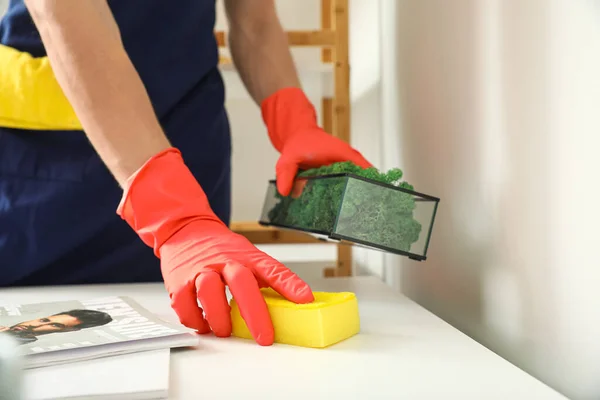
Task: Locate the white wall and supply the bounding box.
[0,0,7,15]
[381,0,600,399]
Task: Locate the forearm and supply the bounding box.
[24,0,171,186]
[225,0,301,104]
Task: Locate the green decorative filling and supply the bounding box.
[266,162,422,252]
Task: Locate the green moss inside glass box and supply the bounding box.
[259,162,440,260]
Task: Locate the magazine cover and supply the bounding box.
[0,296,193,356]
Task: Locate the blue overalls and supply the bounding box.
[0,0,232,286]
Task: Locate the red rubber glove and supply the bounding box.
[262,87,372,196]
[116,148,314,346]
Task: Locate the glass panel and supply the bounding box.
[259,174,440,260]
[331,177,436,258]
[259,175,350,235]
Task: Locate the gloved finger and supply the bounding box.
[338,145,373,169]
[170,283,211,334]
[252,255,314,304]
[195,270,231,338]
[290,178,308,199]
[275,154,299,197]
[222,263,274,346]
[350,150,373,169]
[255,274,270,288]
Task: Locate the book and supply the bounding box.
[0,296,198,369]
[0,333,23,400]
[23,349,171,400]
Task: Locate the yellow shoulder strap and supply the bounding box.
[0,44,82,131]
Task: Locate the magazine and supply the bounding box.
[23,349,172,400]
[0,296,198,369]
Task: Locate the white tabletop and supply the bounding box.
[1,277,567,400]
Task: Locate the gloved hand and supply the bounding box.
[261,87,372,196]
[117,148,314,346]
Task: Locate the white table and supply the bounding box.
[1,277,567,400]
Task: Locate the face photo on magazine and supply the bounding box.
[0,309,113,346]
[0,296,198,369]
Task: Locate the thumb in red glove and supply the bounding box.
[261,87,372,196]
[117,148,314,346]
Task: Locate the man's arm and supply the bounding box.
[224,0,301,104]
[223,0,372,197]
[24,0,171,186]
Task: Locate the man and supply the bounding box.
[0,0,371,346]
[0,309,113,345]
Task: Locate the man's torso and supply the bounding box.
[0,0,232,286]
[1,0,222,119]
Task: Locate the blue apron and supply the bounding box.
[0,0,232,286]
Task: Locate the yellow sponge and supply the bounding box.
[230,288,360,348]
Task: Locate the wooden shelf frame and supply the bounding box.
[219,0,353,277]
[216,30,337,47]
